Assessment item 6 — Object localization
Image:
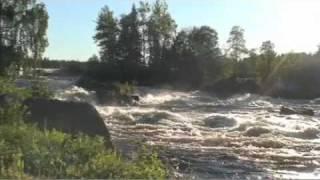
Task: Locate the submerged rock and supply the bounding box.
[280,106,314,116]
[244,127,271,137]
[204,116,237,128]
[299,128,320,139]
[24,98,112,148]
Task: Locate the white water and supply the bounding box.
[50,75,320,179]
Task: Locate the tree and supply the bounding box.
[138,1,151,64]
[170,26,221,86]
[257,40,276,83]
[237,49,258,78]
[260,40,276,56]
[148,0,176,67]
[94,6,120,63]
[27,3,49,71]
[171,30,198,85]
[226,26,248,77]
[189,26,221,84]
[119,5,142,65]
[88,54,99,62]
[189,26,220,59]
[226,26,247,61]
[0,0,49,74]
[118,5,143,81]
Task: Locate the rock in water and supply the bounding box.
[24,98,112,148]
[299,128,320,139]
[204,116,237,128]
[280,106,314,116]
[244,127,271,137]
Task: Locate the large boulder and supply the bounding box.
[24,98,112,148]
[280,106,314,116]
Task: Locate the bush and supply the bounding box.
[30,80,53,99]
[0,140,26,179]
[0,78,32,100]
[0,124,167,179]
[114,81,136,96]
[0,103,26,125]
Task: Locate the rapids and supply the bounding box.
[50,73,320,179]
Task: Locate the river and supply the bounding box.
[49,71,320,179]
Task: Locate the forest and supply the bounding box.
[84,1,320,98]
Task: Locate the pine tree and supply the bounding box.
[148,0,176,67]
[119,5,142,65]
[94,6,119,63]
[226,26,247,61]
[118,5,143,81]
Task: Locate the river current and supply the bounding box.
[50,73,320,179]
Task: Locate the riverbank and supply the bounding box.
[0,76,168,179]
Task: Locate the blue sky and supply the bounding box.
[41,0,320,61]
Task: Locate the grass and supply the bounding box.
[0,123,167,179]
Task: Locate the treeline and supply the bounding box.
[86,0,320,98]
[41,59,87,75]
[89,1,222,86]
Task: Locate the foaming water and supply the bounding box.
[48,76,320,179]
[96,89,320,179]
[55,85,97,104]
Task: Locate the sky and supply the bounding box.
[41,0,320,61]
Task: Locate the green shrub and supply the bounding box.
[30,80,53,99]
[0,141,26,179]
[0,78,32,100]
[0,103,26,125]
[114,81,136,96]
[0,76,53,100]
[0,124,167,179]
